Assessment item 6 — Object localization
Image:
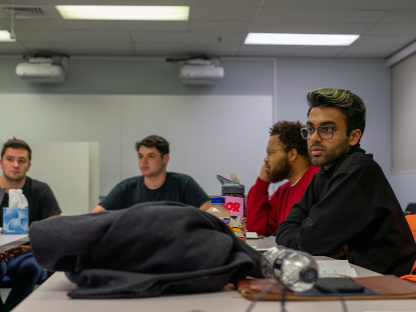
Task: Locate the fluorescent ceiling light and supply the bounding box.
[245,33,359,46]
[56,5,189,21]
[0,30,16,42]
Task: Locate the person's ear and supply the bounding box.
[27,162,31,172]
[349,129,362,147]
[163,154,170,165]
[288,148,298,162]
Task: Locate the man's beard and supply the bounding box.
[3,171,25,183]
[268,157,291,183]
[309,139,350,168]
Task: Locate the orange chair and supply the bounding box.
[401,214,416,282]
[407,214,416,243]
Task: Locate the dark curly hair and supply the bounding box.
[1,137,32,161]
[135,135,169,156]
[269,121,308,158]
[307,87,366,142]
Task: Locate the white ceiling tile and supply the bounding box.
[237,45,345,57]
[64,20,189,32]
[354,35,415,46]
[189,21,251,32]
[133,42,240,56]
[0,42,31,54]
[21,40,135,56]
[396,2,416,10]
[0,19,8,29]
[185,0,262,5]
[190,6,258,21]
[379,11,416,24]
[11,19,68,31]
[250,21,372,34]
[16,30,130,42]
[339,44,402,57]
[366,24,416,35]
[10,0,262,4]
[256,7,388,24]
[2,0,416,58]
[131,32,245,44]
[262,0,406,10]
[260,0,301,9]
[0,4,61,19]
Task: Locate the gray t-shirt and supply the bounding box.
[100,172,210,210]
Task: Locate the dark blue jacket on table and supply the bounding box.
[29,201,263,299]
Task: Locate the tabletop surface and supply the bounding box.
[0,231,30,253]
[12,237,405,312]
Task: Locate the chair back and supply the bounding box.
[406,214,416,243]
[405,215,416,275]
[405,203,416,214]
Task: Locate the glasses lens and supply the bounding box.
[300,128,309,140]
[318,126,333,139]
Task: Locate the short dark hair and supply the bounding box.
[307,88,366,140]
[269,121,309,158]
[135,135,170,156]
[1,137,32,161]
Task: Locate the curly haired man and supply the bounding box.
[246,121,319,236]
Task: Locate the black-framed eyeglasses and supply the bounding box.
[300,126,341,140]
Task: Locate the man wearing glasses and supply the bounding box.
[276,87,416,276]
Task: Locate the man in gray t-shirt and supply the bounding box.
[93,135,210,213]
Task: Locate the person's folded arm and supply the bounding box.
[275,195,310,249]
[246,178,277,237]
[298,173,374,255]
[277,168,375,256]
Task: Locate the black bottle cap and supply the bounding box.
[300,268,318,283]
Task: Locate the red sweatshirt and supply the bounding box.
[246,164,319,237]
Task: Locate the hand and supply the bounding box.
[5,245,32,258]
[259,163,270,183]
[330,244,352,261]
[0,252,8,263]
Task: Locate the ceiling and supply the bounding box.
[1,0,416,59]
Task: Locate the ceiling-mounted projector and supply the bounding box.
[16,56,68,83]
[178,59,224,85]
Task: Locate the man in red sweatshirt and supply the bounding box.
[246,121,319,236]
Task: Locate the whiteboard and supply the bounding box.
[0,94,272,198]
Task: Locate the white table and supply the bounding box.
[245,236,381,278]
[0,232,29,253]
[245,235,277,251]
[13,235,402,312]
[13,269,414,312]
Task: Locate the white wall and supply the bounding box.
[1,57,409,208]
[0,142,99,215]
[120,95,272,195]
[0,93,271,198]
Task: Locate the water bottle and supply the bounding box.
[261,246,318,292]
[206,197,230,227]
[216,174,247,241]
[216,174,245,217]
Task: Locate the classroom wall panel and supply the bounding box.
[391,53,416,174]
[0,94,122,194]
[120,95,272,195]
[0,142,98,215]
